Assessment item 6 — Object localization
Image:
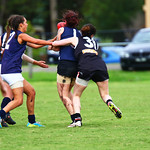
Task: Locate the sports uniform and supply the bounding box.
[74,36,109,86]
[0,34,17,127]
[1,30,25,87]
[52,24,122,128]
[57,27,81,83]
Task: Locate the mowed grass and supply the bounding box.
[1,70,150,150]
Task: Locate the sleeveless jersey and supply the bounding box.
[74,36,107,71]
[1,30,26,74]
[59,27,81,61]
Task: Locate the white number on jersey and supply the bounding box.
[83,37,97,50]
[2,32,15,51]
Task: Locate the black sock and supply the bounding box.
[74,113,82,122]
[0,110,6,119]
[71,114,76,122]
[6,112,10,115]
[1,97,11,109]
[106,99,112,106]
[28,115,36,124]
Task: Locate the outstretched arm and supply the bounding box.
[52,37,77,47]
[27,42,45,48]
[18,33,52,45]
[27,36,57,49]
[22,54,49,68]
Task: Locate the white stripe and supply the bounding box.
[73,29,77,37]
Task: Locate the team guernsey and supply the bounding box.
[74,36,107,72]
[1,30,26,74]
[60,27,81,61]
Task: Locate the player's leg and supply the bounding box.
[57,74,74,121]
[23,79,44,127]
[62,83,74,115]
[0,86,24,128]
[68,77,88,127]
[0,81,16,126]
[57,81,75,123]
[0,73,25,128]
[0,84,22,128]
[96,80,122,119]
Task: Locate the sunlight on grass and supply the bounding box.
[1,71,150,150]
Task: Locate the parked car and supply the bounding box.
[120,28,150,70]
[101,46,122,63]
[47,46,122,64]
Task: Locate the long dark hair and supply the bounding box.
[11,15,25,38]
[62,10,80,28]
[5,15,17,45]
[5,15,24,44]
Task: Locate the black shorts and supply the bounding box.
[57,60,78,78]
[77,69,109,82]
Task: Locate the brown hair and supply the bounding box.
[4,14,25,45]
[11,15,25,31]
[62,10,80,28]
[5,15,17,45]
[81,24,96,37]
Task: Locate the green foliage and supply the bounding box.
[81,0,144,30]
[2,0,46,25]
[0,71,150,149]
[1,0,144,34]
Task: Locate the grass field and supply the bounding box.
[1,70,150,150]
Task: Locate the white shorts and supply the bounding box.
[1,73,24,89]
[75,76,89,87]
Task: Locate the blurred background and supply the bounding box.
[1,0,150,71]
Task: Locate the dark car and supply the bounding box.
[120,28,150,70]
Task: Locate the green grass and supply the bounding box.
[1,70,150,150]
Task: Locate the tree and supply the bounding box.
[0,0,144,41]
[81,0,144,41]
[82,0,144,30]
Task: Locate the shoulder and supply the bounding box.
[57,27,64,40]
[58,27,64,34]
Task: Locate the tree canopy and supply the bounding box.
[81,0,144,30]
[0,0,144,39]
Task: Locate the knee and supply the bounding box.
[62,96,71,105]
[29,88,36,98]
[17,99,23,106]
[32,89,36,97]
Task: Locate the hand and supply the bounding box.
[50,36,57,42]
[48,45,53,50]
[33,60,49,68]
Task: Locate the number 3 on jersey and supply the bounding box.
[83,37,97,50]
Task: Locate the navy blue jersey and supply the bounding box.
[60,27,81,61]
[74,36,107,71]
[1,30,26,74]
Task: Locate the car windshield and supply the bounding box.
[132,30,150,43]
